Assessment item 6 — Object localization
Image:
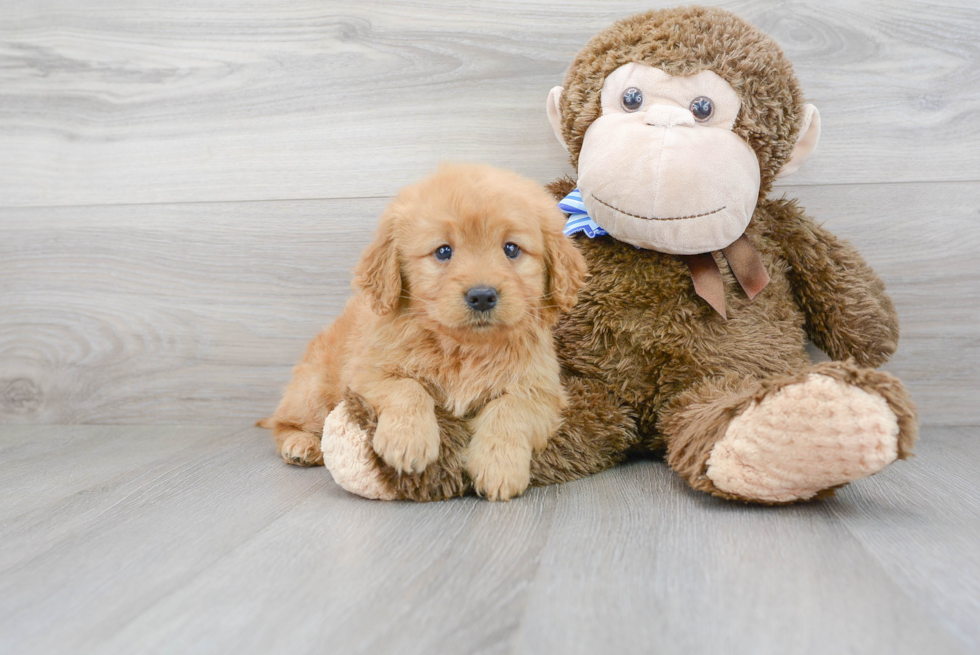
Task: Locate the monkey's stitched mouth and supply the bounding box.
[591,194,725,222]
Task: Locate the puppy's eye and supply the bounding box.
[434,245,452,261]
[690,96,713,122]
[503,242,521,259]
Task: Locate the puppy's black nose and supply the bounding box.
[465,286,498,312]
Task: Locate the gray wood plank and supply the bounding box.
[0,426,329,655]
[1,182,975,426]
[510,458,970,655]
[0,197,384,425]
[0,426,253,573]
[1,0,977,207]
[0,424,557,655]
[0,425,977,654]
[0,424,243,517]
[830,427,980,651]
[93,485,557,655]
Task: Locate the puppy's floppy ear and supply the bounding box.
[353,208,402,316]
[544,216,588,313]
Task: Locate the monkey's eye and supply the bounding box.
[434,245,453,261]
[621,87,644,112]
[503,242,521,259]
[690,96,714,122]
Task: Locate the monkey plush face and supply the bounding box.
[546,6,821,256]
[574,63,760,255]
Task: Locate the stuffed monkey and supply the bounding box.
[317,6,918,503]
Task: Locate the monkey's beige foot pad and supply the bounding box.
[706,374,900,503]
[322,402,398,500]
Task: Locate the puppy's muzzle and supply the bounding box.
[465,286,498,313]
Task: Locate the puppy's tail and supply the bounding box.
[255,417,274,429]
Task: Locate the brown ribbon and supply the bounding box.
[681,234,770,320]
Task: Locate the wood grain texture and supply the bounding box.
[0,197,384,424]
[1,0,978,207]
[1,182,976,426]
[827,427,980,650]
[512,464,967,655]
[0,426,333,654]
[0,424,976,654]
[0,424,242,517]
[96,483,557,655]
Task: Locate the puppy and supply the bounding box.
[263,163,587,500]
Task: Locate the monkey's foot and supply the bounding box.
[705,374,900,503]
[322,402,398,500]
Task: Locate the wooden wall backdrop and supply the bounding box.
[1,0,978,426]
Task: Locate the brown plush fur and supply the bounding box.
[320,7,918,503]
[264,163,586,499]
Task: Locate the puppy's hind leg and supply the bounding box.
[266,366,334,467]
[274,423,325,467]
[268,371,336,466]
[266,309,354,467]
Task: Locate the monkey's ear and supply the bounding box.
[547,86,568,152]
[352,211,402,316]
[776,104,821,179]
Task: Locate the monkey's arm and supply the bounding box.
[323,375,638,502]
[764,200,899,368]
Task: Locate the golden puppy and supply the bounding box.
[263,163,587,500]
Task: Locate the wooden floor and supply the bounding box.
[0,424,977,655]
[2,1,979,653]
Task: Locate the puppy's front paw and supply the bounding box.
[372,408,440,474]
[465,440,531,502]
[280,431,324,467]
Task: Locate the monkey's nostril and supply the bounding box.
[465,287,498,312]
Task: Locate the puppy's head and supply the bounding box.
[353,163,587,336]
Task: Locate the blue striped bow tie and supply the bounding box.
[559,188,608,238]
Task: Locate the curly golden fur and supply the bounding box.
[262,163,587,501]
